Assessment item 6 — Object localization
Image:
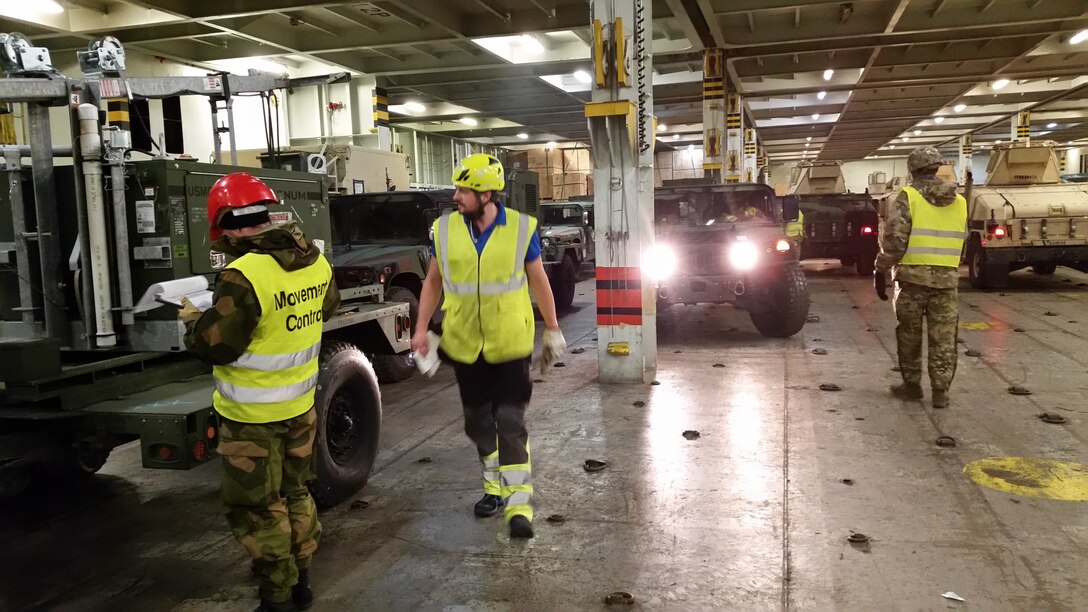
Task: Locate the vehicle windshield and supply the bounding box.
[799,194,876,214]
[542,205,585,225]
[331,194,438,245]
[655,187,776,227]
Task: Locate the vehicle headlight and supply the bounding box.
[644,244,678,281]
[729,241,759,270]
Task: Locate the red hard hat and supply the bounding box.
[207,173,278,239]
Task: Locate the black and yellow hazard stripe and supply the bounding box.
[703,48,723,79]
[106,97,130,131]
[703,78,724,98]
[744,144,757,154]
[372,87,389,127]
[962,146,973,154]
[1016,126,1030,138]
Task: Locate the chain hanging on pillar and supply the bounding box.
[959,134,972,185]
[743,127,757,183]
[702,48,724,183]
[725,87,743,183]
[1014,110,1030,143]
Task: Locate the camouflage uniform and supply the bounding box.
[184,222,340,604]
[876,148,963,393]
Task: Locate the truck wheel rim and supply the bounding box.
[327,393,361,465]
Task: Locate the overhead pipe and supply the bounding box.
[77,103,117,348]
[104,95,135,326]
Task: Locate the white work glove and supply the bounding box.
[540,328,566,373]
[412,331,442,377]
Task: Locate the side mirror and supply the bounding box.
[781,195,800,222]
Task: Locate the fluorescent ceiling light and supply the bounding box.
[812,113,820,120]
[517,132,528,139]
[817,91,827,100]
[806,136,812,142]
[914,129,922,135]
[687,144,694,150]
[657,124,667,132]
[672,134,680,141]
[1047,122,1057,128]
[1040,131,1051,136]
[934,116,945,124]
[404,102,425,113]
[574,70,592,84]
[459,117,478,126]
[521,34,545,55]
[995,139,1002,144]
[805,143,810,148]
[36,0,65,13]
[1071,29,1088,45]
[991,78,1009,90]
[903,137,910,142]
[546,141,557,149]
[889,145,896,149]
[823,69,834,81]
[954,104,966,112]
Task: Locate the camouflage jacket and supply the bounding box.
[184,222,341,365]
[875,175,962,289]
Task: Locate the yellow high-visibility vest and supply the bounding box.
[212,252,332,423]
[433,208,536,364]
[900,186,967,268]
[786,209,805,239]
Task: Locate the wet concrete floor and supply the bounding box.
[3,263,1088,611]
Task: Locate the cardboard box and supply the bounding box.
[553,182,588,199]
[538,177,553,200]
[552,171,591,186]
[562,148,592,172]
[527,148,548,169]
[505,150,528,169]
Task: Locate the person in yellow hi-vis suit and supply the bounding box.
[412,154,565,539]
[183,173,339,612]
[875,147,967,409]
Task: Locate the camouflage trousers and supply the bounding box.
[453,356,534,523]
[894,281,960,391]
[218,408,321,603]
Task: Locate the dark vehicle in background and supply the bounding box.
[330,190,455,382]
[649,183,810,338]
[788,160,880,275]
[539,198,595,308]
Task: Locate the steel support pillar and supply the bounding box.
[702,48,725,183]
[725,85,743,183]
[586,0,656,383]
[959,134,973,184]
[27,103,68,341]
[373,86,392,151]
[1013,109,1030,143]
[743,127,758,183]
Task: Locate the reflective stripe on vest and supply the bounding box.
[901,186,967,269]
[433,208,536,364]
[212,252,332,423]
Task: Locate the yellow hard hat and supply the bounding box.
[452,153,505,192]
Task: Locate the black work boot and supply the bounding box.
[292,568,314,611]
[509,515,534,539]
[254,599,298,612]
[474,494,504,517]
[889,382,923,400]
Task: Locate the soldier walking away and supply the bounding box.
[181,173,340,612]
[874,147,967,409]
[412,153,566,539]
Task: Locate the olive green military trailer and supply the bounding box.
[0,35,409,507]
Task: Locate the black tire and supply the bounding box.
[1032,263,1057,275]
[967,240,1008,289]
[550,255,577,311]
[371,286,418,384]
[308,341,382,509]
[749,264,811,338]
[855,250,876,276]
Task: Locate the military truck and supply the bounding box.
[788,160,880,275]
[539,197,595,307]
[0,37,408,507]
[329,189,455,382]
[649,183,810,337]
[964,140,1088,288]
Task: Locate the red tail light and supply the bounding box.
[193,440,208,461]
[994,227,1006,238]
[861,225,874,235]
